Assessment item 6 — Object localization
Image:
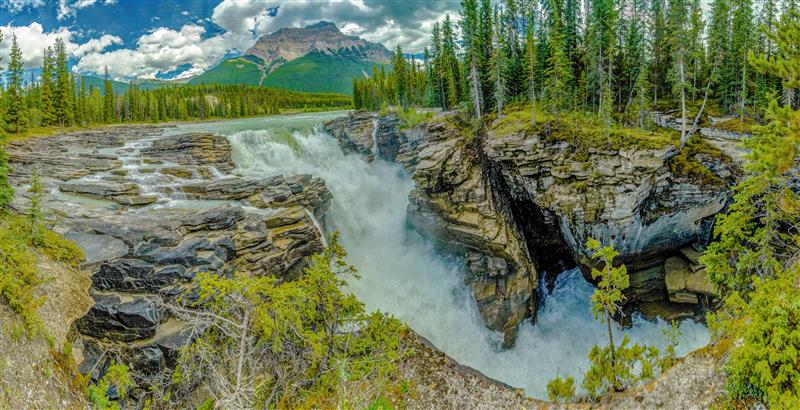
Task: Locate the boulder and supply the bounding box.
[76,294,162,342]
[665,256,715,304]
[141,133,234,172]
[65,232,129,266]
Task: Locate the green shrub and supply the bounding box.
[710,267,800,407]
[0,139,13,209]
[0,215,45,335]
[396,108,433,129]
[547,376,576,403]
[87,362,133,410]
[162,233,407,408]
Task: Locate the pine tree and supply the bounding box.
[477,0,495,111]
[585,238,630,391]
[650,0,670,103]
[490,9,508,117]
[40,47,56,126]
[5,34,29,133]
[0,31,15,209]
[103,67,115,123]
[751,10,799,108]
[545,0,573,120]
[53,38,74,126]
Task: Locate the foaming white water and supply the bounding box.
[186,113,710,399]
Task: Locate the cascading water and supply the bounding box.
[173,112,710,399]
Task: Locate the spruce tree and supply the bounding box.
[53,38,74,126]
[545,0,572,121]
[103,67,115,123]
[0,32,14,209]
[5,34,28,134]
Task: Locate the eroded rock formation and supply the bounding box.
[323,110,737,346]
[7,126,332,389]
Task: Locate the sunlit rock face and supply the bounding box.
[244,21,392,72]
[324,111,737,346]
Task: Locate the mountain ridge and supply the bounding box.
[189,20,393,95]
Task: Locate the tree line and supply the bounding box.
[355,0,798,127]
[0,34,351,135]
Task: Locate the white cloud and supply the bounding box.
[0,0,45,12]
[75,23,253,80]
[72,34,121,58]
[0,22,119,69]
[0,23,73,68]
[2,0,457,80]
[57,0,116,20]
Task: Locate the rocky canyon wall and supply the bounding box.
[323,110,739,346]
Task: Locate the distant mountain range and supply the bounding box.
[17,21,393,96]
[188,21,393,95]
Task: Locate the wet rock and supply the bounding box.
[59,180,158,206]
[76,294,162,342]
[141,133,234,172]
[65,232,129,266]
[248,174,332,216]
[180,176,267,200]
[627,266,667,303]
[664,256,715,304]
[323,111,379,161]
[60,180,140,197]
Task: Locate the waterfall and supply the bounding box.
[175,112,710,399]
[371,118,381,159]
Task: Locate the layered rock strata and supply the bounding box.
[324,111,736,346]
[8,126,332,390]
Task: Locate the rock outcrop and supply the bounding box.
[7,126,333,388]
[324,110,736,346]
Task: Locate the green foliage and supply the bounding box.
[700,100,800,294]
[582,334,661,397]
[710,267,800,407]
[0,140,13,210]
[87,363,133,410]
[27,172,45,246]
[586,238,629,324]
[547,375,576,403]
[0,215,46,335]
[396,108,434,129]
[163,233,406,408]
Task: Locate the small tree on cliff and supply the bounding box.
[581,239,660,397]
[159,234,404,408]
[586,238,628,371]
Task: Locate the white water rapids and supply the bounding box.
[172,112,710,399]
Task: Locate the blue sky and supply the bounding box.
[0,0,459,80]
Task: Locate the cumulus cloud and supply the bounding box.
[72,33,122,57]
[1,0,45,12]
[209,0,459,52]
[0,23,73,67]
[3,0,458,80]
[0,22,119,68]
[57,0,116,20]
[75,23,253,80]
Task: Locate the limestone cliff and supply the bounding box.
[323,110,738,346]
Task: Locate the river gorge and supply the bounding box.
[7,110,739,401]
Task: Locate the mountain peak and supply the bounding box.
[244,20,392,70]
[305,20,337,30]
